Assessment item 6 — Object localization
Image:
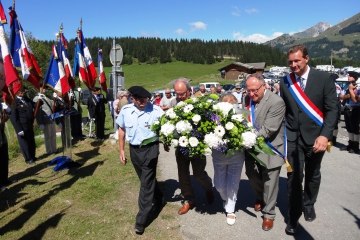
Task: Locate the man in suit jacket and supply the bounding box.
[10,87,37,164]
[88,87,108,139]
[280,45,338,234]
[245,73,285,231]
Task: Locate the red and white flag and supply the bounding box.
[98,49,107,92]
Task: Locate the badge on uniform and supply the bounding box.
[144,122,151,129]
[21,105,24,108]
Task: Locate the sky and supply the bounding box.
[2,0,359,44]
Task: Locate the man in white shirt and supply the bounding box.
[232,83,243,108]
[159,88,172,111]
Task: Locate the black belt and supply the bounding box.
[130,141,159,148]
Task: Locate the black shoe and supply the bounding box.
[340,140,353,151]
[4,179,17,186]
[134,224,144,235]
[285,219,299,234]
[26,160,36,165]
[304,207,316,222]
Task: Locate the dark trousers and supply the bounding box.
[18,128,36,162]
[129,143,163,226]
[344,108,360,134]
[95,115,105,139]
[175,149,213,203]
[287,136,325,220]
[0,143,9,185]
[70,113,83,138]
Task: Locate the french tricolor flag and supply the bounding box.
[8,7,41,90]
[0,7,21,96]
[59,32,75,90]
[43,45,70,95]
[98,49,107,92]
[73,29,97,88]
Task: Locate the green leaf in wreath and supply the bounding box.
[247,150,268,168]
[140,136,158,147]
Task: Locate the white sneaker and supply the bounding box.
[226,213,236,226]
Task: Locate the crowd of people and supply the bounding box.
[2,44,358,236]
[116,45,348,236]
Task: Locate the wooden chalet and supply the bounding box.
[218,62,266,80]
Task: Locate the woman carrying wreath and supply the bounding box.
[212,93,245,226]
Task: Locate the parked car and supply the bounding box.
[222,84,236,93]
[199,82,221,91]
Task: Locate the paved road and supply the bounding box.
[157,118,360,240]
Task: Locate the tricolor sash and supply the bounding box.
[246,97,252,122]
[284,73,324,126]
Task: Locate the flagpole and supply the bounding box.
[12,0,15,10]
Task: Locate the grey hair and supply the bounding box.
[117,91,123,98]
[174,78,191,90]
[246,73,265,84]
[199,84,205,87]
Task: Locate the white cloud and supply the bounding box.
[232,32,284,44]
[245,8,259,14]
[189,22,207,32]
[174,28,187,35]
[232,6,240,16]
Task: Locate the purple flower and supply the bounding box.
[216,142,228,153]
[179,147,190,155]
[191,129,203,138]
[210,113,221,126]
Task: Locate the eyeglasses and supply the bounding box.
[165,92,171,94]
[246,84,264,94]
[175,90,188,97]
[155,95,160,97]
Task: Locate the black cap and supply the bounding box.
[128,86,151,99]
[348,71,360,79]
[329,73,339,81]
[91,87,101,91]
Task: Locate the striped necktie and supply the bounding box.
[298,77,305,91]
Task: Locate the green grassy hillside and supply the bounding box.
[103,59,236,92]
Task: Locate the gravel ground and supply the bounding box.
[157,117,360,240]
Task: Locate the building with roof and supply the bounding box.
[218,62,266,80]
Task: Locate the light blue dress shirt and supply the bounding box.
[116,103,164,145]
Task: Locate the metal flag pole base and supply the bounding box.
[48,114,79,171]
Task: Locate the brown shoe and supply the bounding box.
[254,199,264,212]
[262,218,274,231]
[178,203,195,215]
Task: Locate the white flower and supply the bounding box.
[171,139,179,147]
[225,122,234,130]
[189,137,199,147]
[247,122,253,128]
[166,108,177,119]
[184,104,194,113]
[204,147,212,156]
[177,101,186,107]
[154,120,160,125]
[204,133,221,148]
[213,102,234,116]
[241,131,258,149]
[192,114,201,125]
[192,97,198,103]
[231,114,244,122]
[214,125,226,138]
[206,99,213,103]
[175,120,192,134]
[179,136,188,147]
[160,123,175,137]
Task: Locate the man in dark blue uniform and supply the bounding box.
[117,86,165,235]
[88,87,107,139]
[10,87,37,164]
